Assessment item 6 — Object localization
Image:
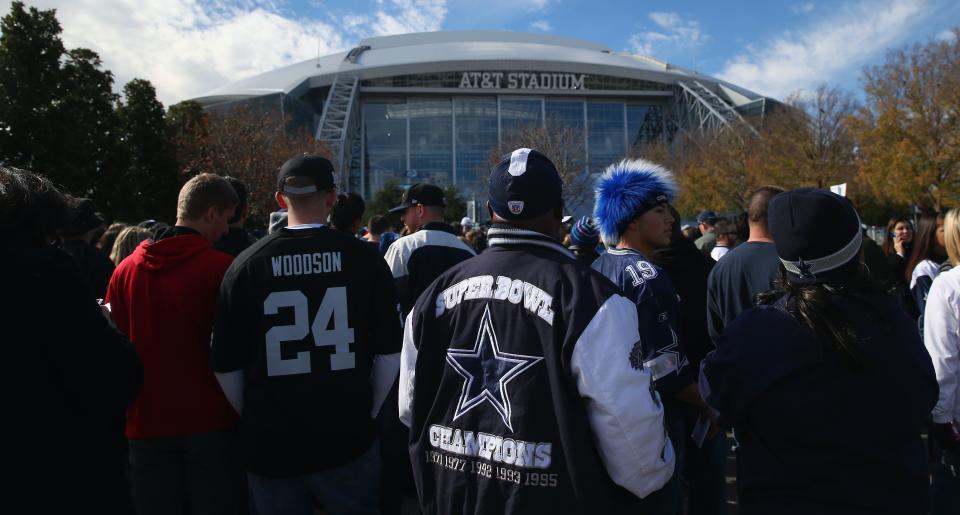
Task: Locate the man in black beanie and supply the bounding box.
[61,196,114,299]
[399,148,673,515]
[214,176,257,257]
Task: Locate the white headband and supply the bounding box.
[779,216,863,278]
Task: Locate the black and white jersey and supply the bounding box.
[385,222,475,318]
[399,224,674,515]
[211,225,402,477]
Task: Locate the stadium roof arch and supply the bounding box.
[191,31,775,184]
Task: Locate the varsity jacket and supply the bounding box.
[911,258,940,339]
[399,224,674,515]
[385,222,475,318]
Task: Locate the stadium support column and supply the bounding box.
[316,74,361,188]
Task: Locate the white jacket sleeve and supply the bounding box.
[398,311,418,427]
[215,370,244,415]
[370,353,400,418]
[384,239,407,279]
[924,273,960,424]
[570,294,675,498]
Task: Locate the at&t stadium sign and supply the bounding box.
[458,72,587,90]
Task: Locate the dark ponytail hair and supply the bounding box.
[755,257,888,367]
[904,212,944,282]
[330,192,365,234]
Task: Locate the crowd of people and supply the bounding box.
[2,146,958,515]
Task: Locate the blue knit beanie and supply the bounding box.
[570,216,599,247]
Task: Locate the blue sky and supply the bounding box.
[7,0,958,104]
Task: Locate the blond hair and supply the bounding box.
[944,208,960,266]
[110,226,153,265]
[177,173,238,221]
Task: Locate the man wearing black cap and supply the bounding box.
[210,154,403,515]
[694,210,718,255]
[385,183,476,318]
[214,176,258,257]
[381,183,476,513]
[399,148,674,515]
[61,196,114,299]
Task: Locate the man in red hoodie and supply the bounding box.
[106,173,241,515]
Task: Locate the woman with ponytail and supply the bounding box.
[701,188,937,515]
[905,212,947,331]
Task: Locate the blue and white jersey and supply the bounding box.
[592,247,693,397]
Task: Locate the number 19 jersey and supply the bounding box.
[591,248,692,397]
[211,226,402,477]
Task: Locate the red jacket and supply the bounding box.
[106,233,238,439]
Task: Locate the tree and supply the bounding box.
[57,48,122,201]
[637,86,863,220]
[0,1,65,172]
[0,3,122,214]
[114,79,180,222]
[166,100,208,175]
[637,121,764,217]
[493,119,592,213]
[171,104,327,227]
[850,28,960,211]
[443,184,467,223]
[758,85,859,190]
[365,179,405,229]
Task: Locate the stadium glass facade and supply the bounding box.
[356,95,665,201]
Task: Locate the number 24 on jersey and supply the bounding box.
[264,287,355,377]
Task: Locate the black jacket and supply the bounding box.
[650,235,715,366]
[61,238,115,299]
[214,226,257,257]
[703,294,937,515]
[3,246,142,513]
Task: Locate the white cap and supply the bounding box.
[460,216,473,226]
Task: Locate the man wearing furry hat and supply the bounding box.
[592,159,714,515]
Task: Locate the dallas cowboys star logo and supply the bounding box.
[657,326,689,373]
[797,258,814,278]
[446,304,543,432]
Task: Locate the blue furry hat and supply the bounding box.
[593,159,678,247]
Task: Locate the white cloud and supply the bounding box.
[718,0,929,99]
[628,11,706,56]
[522,0,552,12]
[346,0,447,37]
[3,0,447,105]
[791,2,816,14]
[938,29,957,42]
[530,20,552,32]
